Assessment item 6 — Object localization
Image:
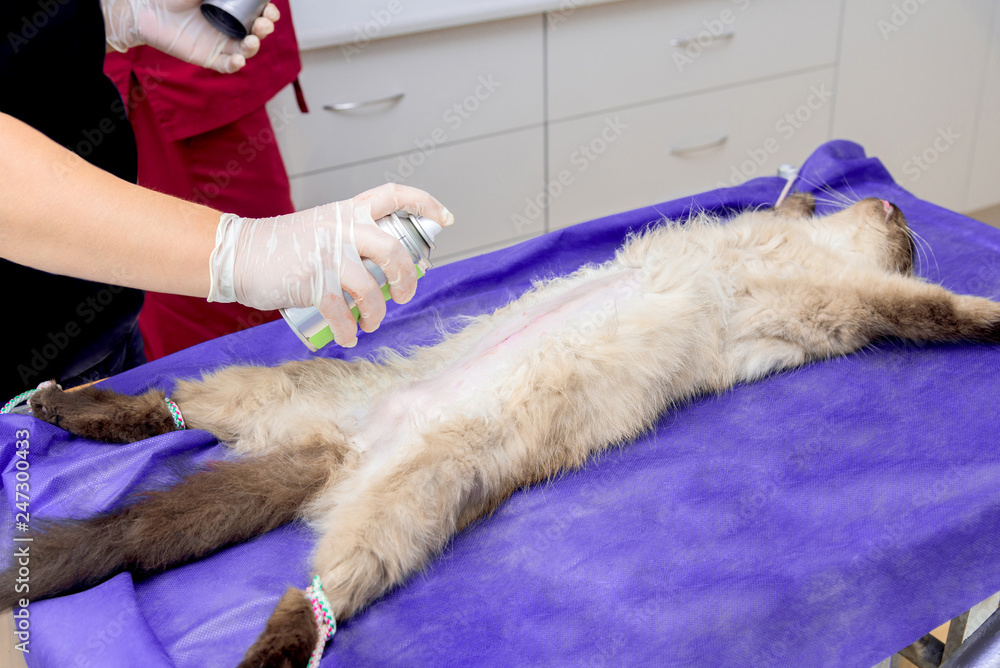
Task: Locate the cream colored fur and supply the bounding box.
[169,196,999,621]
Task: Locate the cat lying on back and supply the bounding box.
[3,193,999,667]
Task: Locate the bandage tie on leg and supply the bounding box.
[163,397,186,430]
[1,380,60,415]
[304,575,336,668]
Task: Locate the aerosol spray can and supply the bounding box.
[279,212,444,352]
[200,0,269,40]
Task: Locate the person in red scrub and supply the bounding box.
[103,0,305,359]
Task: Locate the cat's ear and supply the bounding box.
[772,192,815,219]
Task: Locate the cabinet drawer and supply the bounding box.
[270,15,543,177]
[547,69,834,230]
[547,0,840,121]
[289,127,545,261]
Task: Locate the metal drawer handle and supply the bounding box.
[670,31,735,48]
[668,134,729,156]
[323,92,405,112]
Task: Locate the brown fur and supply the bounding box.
[239,588,318,668]
[0,442,344,611]
[773,191,816,218]
[7,196,1000,667]
[28,384,175,443]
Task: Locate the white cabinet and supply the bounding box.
[289,127,545,262]
[273,0,1000,263]
[548,69,835,229]
[271,15,543,176]
[546,0,840,121]
[832,0,996,211]
[967,6,1000,212]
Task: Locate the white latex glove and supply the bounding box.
[208,184,455,348]
[100,0,280,73]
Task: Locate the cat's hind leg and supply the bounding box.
[239,421,495,667]
[29,359,382,447]
[29,382,177,443]
[26,364,298,444]
[0,439,350,611]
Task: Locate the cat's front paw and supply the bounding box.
[239,588,319,668]
[773,191,816,218]
[29,383,175,443]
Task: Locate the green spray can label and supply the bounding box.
[280,212,443,351]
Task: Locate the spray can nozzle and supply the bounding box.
[200,0,269,40]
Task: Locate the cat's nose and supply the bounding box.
[880,200,893,214]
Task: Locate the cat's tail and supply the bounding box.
[0,442,344,610]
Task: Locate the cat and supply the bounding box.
[3,193,1000,667]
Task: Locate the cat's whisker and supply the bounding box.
[902,226,926,275]
[808,196,852,210]
[824,185,859,207]
[908,226,940,278]
[795,174,855,204]
[793,175,857,209]
[838,176,866,206]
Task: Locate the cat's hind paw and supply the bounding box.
[29,383,177,443]
[239,588,319,668]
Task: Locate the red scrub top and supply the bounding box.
[103,0,303,143]
[103,0,306,360]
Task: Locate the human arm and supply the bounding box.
[0,112,454,347]
[0,112,217,297]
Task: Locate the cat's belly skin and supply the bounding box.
[356,268,642,458]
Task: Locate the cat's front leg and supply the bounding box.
[29,383,177,443]
[771,191,816,218]
[864,275,1000,343]
[742,272,1000,368]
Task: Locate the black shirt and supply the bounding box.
[1,0,145,398]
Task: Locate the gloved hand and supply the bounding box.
[100,0,280,73]
[208,183,455,348]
